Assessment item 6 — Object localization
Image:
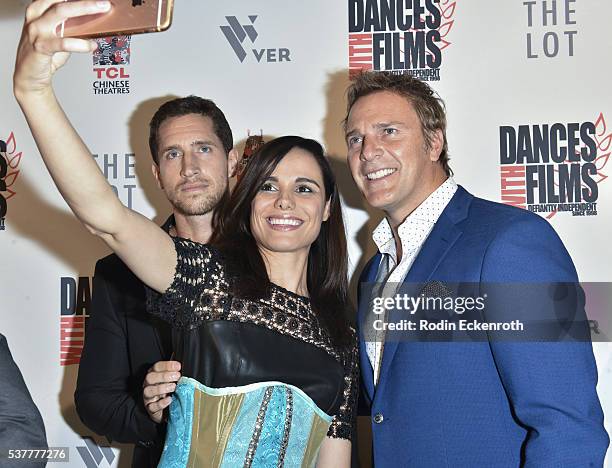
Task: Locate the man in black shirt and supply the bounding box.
[75,96,238,467]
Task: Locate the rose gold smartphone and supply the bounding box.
[60,0,174,38]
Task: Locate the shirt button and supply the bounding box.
[373,413,384,424]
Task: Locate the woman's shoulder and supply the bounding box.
[166,237,230,293]
[171,237,226,269]
[172,237,219,256]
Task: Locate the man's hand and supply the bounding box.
[142,361,181,424]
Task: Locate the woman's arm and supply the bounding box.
[316,437,351,468]
[14,0,174,292]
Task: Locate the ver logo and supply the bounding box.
[76,437,116,468]
[220,15,291,63]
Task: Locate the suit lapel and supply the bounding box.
[358,253,382,401]
[374,187,472,400]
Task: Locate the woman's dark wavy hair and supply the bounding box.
[211,136,352,345]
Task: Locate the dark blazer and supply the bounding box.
[75,221,173,467]
[0,333,47,467]
[357,186,609,467]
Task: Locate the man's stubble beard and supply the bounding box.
[167,182,226,216]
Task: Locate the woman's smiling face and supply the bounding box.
[250,147,330,256]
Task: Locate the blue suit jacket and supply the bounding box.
[357,186,609,467]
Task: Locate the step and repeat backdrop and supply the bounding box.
[1,0,611,466]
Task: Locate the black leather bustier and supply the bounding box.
[174,321,345,414]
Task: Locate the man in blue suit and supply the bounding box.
[344,71,609,466]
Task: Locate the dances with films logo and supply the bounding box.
[0,132,23,231]
[348,0,456,80]
[92,36,132,95]
[59,276,92,366]
[220,15,291,63]
[499,114,611,218]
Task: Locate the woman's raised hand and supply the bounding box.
[14,0,110,97]
[12,0,176,296]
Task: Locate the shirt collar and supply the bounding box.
[372,177,458,255]
[162,214,176,234]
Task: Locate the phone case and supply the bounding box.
[60,0,174,38]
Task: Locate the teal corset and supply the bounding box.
[159,377,334,468]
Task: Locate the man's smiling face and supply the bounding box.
[345,90,445,225]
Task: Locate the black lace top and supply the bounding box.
[147,238,358,440]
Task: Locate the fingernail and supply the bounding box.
[97,1,111,10]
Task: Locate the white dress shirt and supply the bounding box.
[365,178,458,384]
